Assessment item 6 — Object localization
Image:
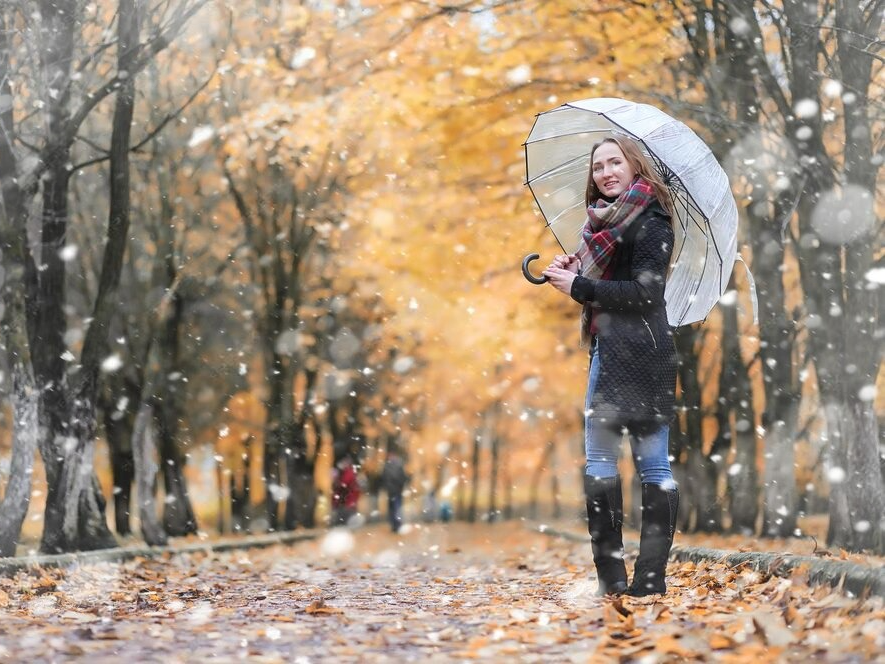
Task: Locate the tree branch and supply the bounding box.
[20,0,210,193]
[70,58,218,173]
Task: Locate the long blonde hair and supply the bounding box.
[584,136,674,216]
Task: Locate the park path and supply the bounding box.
[0,522,882,663]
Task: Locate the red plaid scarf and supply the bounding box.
[576,176,657,343]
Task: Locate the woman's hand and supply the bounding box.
[543,254,579,295]
[551,254,579,273]
[543,266,578,296]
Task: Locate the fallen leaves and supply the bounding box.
[304,596,343,616]
[0,523,881,662]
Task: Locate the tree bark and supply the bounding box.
[488,432,499,522]
[674,326,720,531]
[131,402,167,546]
[0,11,40,558]
[104,403,135,536]
[822,403,852,546]
[285,454,317,529]
[156,410,198,536]
[726,357,758,533]
[3,0,206,553]
[263,424,283,532]
[831,0,884,552]
[34,0,80,554]
[754,196,800,539]
[529,440,555,520]
[231,467,251,534]
[48,0,147,553]
[0,364,40,557]
[467,426,481,523]
[149,165,198,537]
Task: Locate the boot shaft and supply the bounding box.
[583,475,627,595]
[627,482,679,596]
[583,475,624,534]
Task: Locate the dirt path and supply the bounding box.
[0,522,882,662]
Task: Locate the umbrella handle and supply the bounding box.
[522,253,548,285]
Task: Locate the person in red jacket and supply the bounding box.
[331,456,361,526]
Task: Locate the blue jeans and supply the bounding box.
[584,342,675,487]
[387,493,403,533]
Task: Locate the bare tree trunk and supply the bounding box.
[467,427,481,523]
[843,402,883,551]
[455,444,467,520]
[2,0,207,553]
[131,402,167,546]
[285,456,317,529]
[284,425,317,529]
[149,171,198,536]
[722,294,758,534]
[674,326,720,531]
[756,200,800,539]
[529,440,555,519]
[669,403,690,532]
[0,365,40,556]
[286,369,320,529]
[34,0,80,554]
[0,13,40,557]
[156,413,198,536]
[503,460,513,520]
[231,469,251,534]
[832,0,884,552]
[822,404,852,545]
[104,405,135,536]
[488,432,500,522]
[263,423,282,531]
[549,439,561,519]
[717,0,759,537]
[216,462,227,534]
[761,405,800,537]
[47,0,148,553]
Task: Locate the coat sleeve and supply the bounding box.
[569,213,674,312]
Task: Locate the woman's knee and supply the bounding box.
[585,419,622,478]
[636,465,674,486]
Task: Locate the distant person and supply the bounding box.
[542,136,679,597]
[331,456,360,526]
[438,500,453,523]
[381,451,409,533]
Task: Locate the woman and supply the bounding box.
[542,136,679,597]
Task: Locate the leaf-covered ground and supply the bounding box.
[0,522,882,662]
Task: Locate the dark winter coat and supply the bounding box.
[381,458,409,495]
[570,201,677,426]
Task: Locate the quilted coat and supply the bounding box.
[569,201,678,425]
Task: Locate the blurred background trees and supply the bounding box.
[0,0,881,555]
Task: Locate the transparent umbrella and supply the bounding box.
[521,97,748,327]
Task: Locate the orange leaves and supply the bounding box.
[603,597,640,639]
[31,575,59,596]
[710,633,737,650]
[1,523,884,660]
[304,596,343,616]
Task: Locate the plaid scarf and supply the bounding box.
[576,176,657,343]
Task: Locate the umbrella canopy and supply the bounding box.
[524,97,738,327]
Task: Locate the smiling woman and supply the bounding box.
[592,142,638,197]
[542,135,679,598]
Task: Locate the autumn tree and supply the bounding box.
[0,0,208,553]
[658,0,883,551]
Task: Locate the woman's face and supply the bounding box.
[592,142,637,198]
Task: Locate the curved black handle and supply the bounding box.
[522,253,548,285]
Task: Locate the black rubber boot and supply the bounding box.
[626,483,679,597]
[583,475,627,596]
